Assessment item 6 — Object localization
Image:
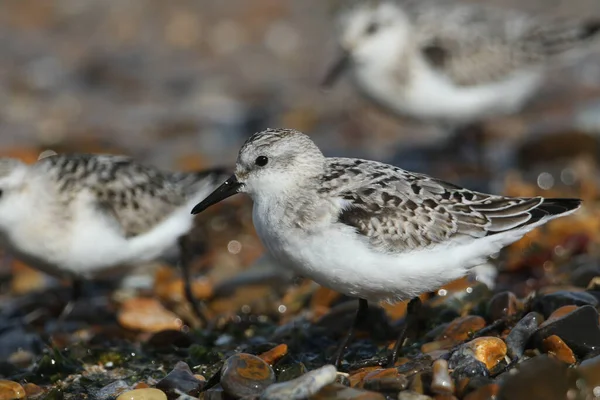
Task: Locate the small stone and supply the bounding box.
[221,353,275,398]
[396,356,433,377]
[505,312,543,360]
[95,380,130,400]
[397,391,433,400]
[462,384,499,400]
[261,365,337,400]
[156,361,205,397]
[533,305,600,359]
[497,355,578,400]
[408,371,432,394]
[274,360,307,383]
[349,367,382,387]
[259,344,288,365]
[362,368,408,393]
[116,388,167,400]
[437,316,486,342]
[118,298,182,332]
[451,359,489,382]
[450,337,507,370]
[545,305,578,324]
[487,292,519,321]
[22,383,43,398]
[0,380,25,400]
[309,383,385,399]
[431,360,454,395]
[542,335,577,364]
[531,291,598,317]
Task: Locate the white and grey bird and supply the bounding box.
[192,128,581,365]
[0,153,229,314]
[323,0,600,125]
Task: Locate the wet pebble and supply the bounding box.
[0,380,25,400]
[396,355,433,377]
[449,337,507,370]
[274,359,307,382]
[437,316,486,342]
[505,312,543,360]
[533,305,600,358]
[95,380,130,400]
[309,383,385,399]
[221,353,275,398]
[118,297,182,332]
[397,391,433,400]
[487,291,520,321]
[462,384,499,400]
[531,290,597,317]
[22,383,43,398]
[260,365,337,400]
[116,388,168,400]
[542,335,576,364]
[430,360,454,395]
[497,355,578,400]
[451,358,489,382]
[258,344,288,365]
[156,361,204,397]
[362,368,408,393]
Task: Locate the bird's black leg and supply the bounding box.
[331,298,369,368]
[177,235,209,326]
[387,297,421,367]
[57,278,83,325]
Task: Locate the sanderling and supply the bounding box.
[0,153,229,321]
[192,128,581,366]
[323,0,600,125]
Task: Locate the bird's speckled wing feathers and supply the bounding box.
[36,154,223,238]
[406,1,600,86]
[320,158,579,253]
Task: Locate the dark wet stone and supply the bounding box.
[449,337,507,370]
[147,330,193,351]
[487,291,519,321]
[463,383,499,400]
[0,325,43,362]
[531,291,598,317]
[497,355,579,400]
[156,361,204,398]
[274,357,307,383]
[221,353,275,398]
[362,368,409,393]
[408,370,431,394]
[505,312,543,360]
[260,365,337,400]
[450,357,489,382]
[203,384,226,400]
[570,260,600,288]
[533,305,600,359]
[396,355,433,377]
[94,380,130,400]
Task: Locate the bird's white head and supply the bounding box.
[191,129,325,214]
[339,0,410,61]
[0,158,29,225]
[322,0,411,87]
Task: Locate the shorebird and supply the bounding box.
[323,0,600,161]
[0,153,229,322]
[192,128,581,366]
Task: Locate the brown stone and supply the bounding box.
[541,305,579,327]
[431,360,454,395]
[0,380,25,400]
[362,368,408,392]
[116,388,167,400]
[22,383,43,397]
[258,344,288,365]
[463,337,507,370]
[488,292,520,321]
[310,383,385,399]
[542,335,576,364]
[117,297,182,332]
[349,367,382,387]
[463,383,499,400]
[437,316,486,342]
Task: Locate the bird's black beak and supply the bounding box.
[191,175,242,215]
[321,50,351,88]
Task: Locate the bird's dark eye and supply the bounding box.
[365,21,379,35]
[255,156,269,167]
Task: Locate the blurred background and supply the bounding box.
[2,1,600,397]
